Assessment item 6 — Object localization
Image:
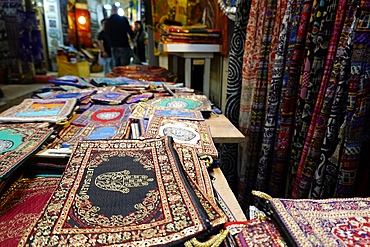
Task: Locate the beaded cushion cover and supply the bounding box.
[20,137,217,246]
[0,177,61,247]
[72,104,130,126]
[0,99,76,123]
[148,95,212,112]
[90,91,131,104]
[143,116,218,157]
[61,122,129,148]
[0,125,54,180]
[144,105,205,121]
[36,89,97,102]
[225,219,286,246]
[268,197,370,247]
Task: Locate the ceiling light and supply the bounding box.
[115,2,120,7]
[118,8,124,16]
[104,4,112,9]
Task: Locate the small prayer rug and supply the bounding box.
[0,177,60,247]
[36,89,97,102]
[90,91,131,104]
[143,116,218,157]
[72,104,130,126]
[0,125,54,180]
[20,137,220,246]
[129,103,147,119]
[267,197,370,246]
[53,75,93,88]
[0,99,76,123]
[126,93,154,104]
[148,95,212,112]
[61,122,129,148]
[91,77,144,86]
[144,105,205,121]
[225,219,286,246]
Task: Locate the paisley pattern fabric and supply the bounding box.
[255,0,294,192]
[310,0,361,199]
[20,137,227,247]
[268,197,370,247]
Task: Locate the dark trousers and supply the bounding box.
[112,47,132,66]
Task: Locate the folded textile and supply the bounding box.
[168,28,221,33]
[20,137,224,246]
[167,32,221,38]
[148,95,212,112]
[35,89,97,102]
[106,65,177,82]
[90,91,131,104]
[61,122,129,148]
[0,124,54,180]
[72,104,130,126]
[0,99,76,123]
[0,177,60,247]
[143,116,218,157]
[144,105,204,121]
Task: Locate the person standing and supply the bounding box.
[133,21,148,64]
[105,5,135,66]
[97,19,114,75]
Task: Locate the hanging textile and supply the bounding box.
[290,0,340,198]
[255,0,295,192]
[336,7,370,197]
[239,0,278,207]
[310,0,361,199]
[221,0,251,192]
[293,0,351,198]
[268,0,304,197]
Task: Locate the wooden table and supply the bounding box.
[205,114,245,143]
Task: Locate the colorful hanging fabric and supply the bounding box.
[255,0,295,192]
[239,0,267,136]
[292,0,341,198]
[268,0,304,197]
[336,10,370,197]
[240,0,277,207]
[310,0,361,199]
[222,0,251,193]
[290,0,339,198]
[294,0,351,198]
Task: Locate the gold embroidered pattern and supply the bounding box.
[95,170,154,194]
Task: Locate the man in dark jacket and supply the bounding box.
[105,5,135,66]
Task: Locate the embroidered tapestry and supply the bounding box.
[148,95,212,112]
[72,104,130,126]
[91,77,146,86]
[225,219,286,246]
[106,65,177,82]
[90,91,131,104]
[143,116,218,157]
[49,125,84,149]
[0,125,54,180]
[52,75,93,88]
[144,105,204,121]
[20,137,219,246]
[35,89,97,102]
[267,197,370,246]
[0,99,76,123]
[0,177,60,247]
[61,122,129,148]
[139,119,149,135]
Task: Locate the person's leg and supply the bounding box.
[121,47,132,66]
[108,57,114,72]
[101,57,108,75]
[112,47,121,66]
